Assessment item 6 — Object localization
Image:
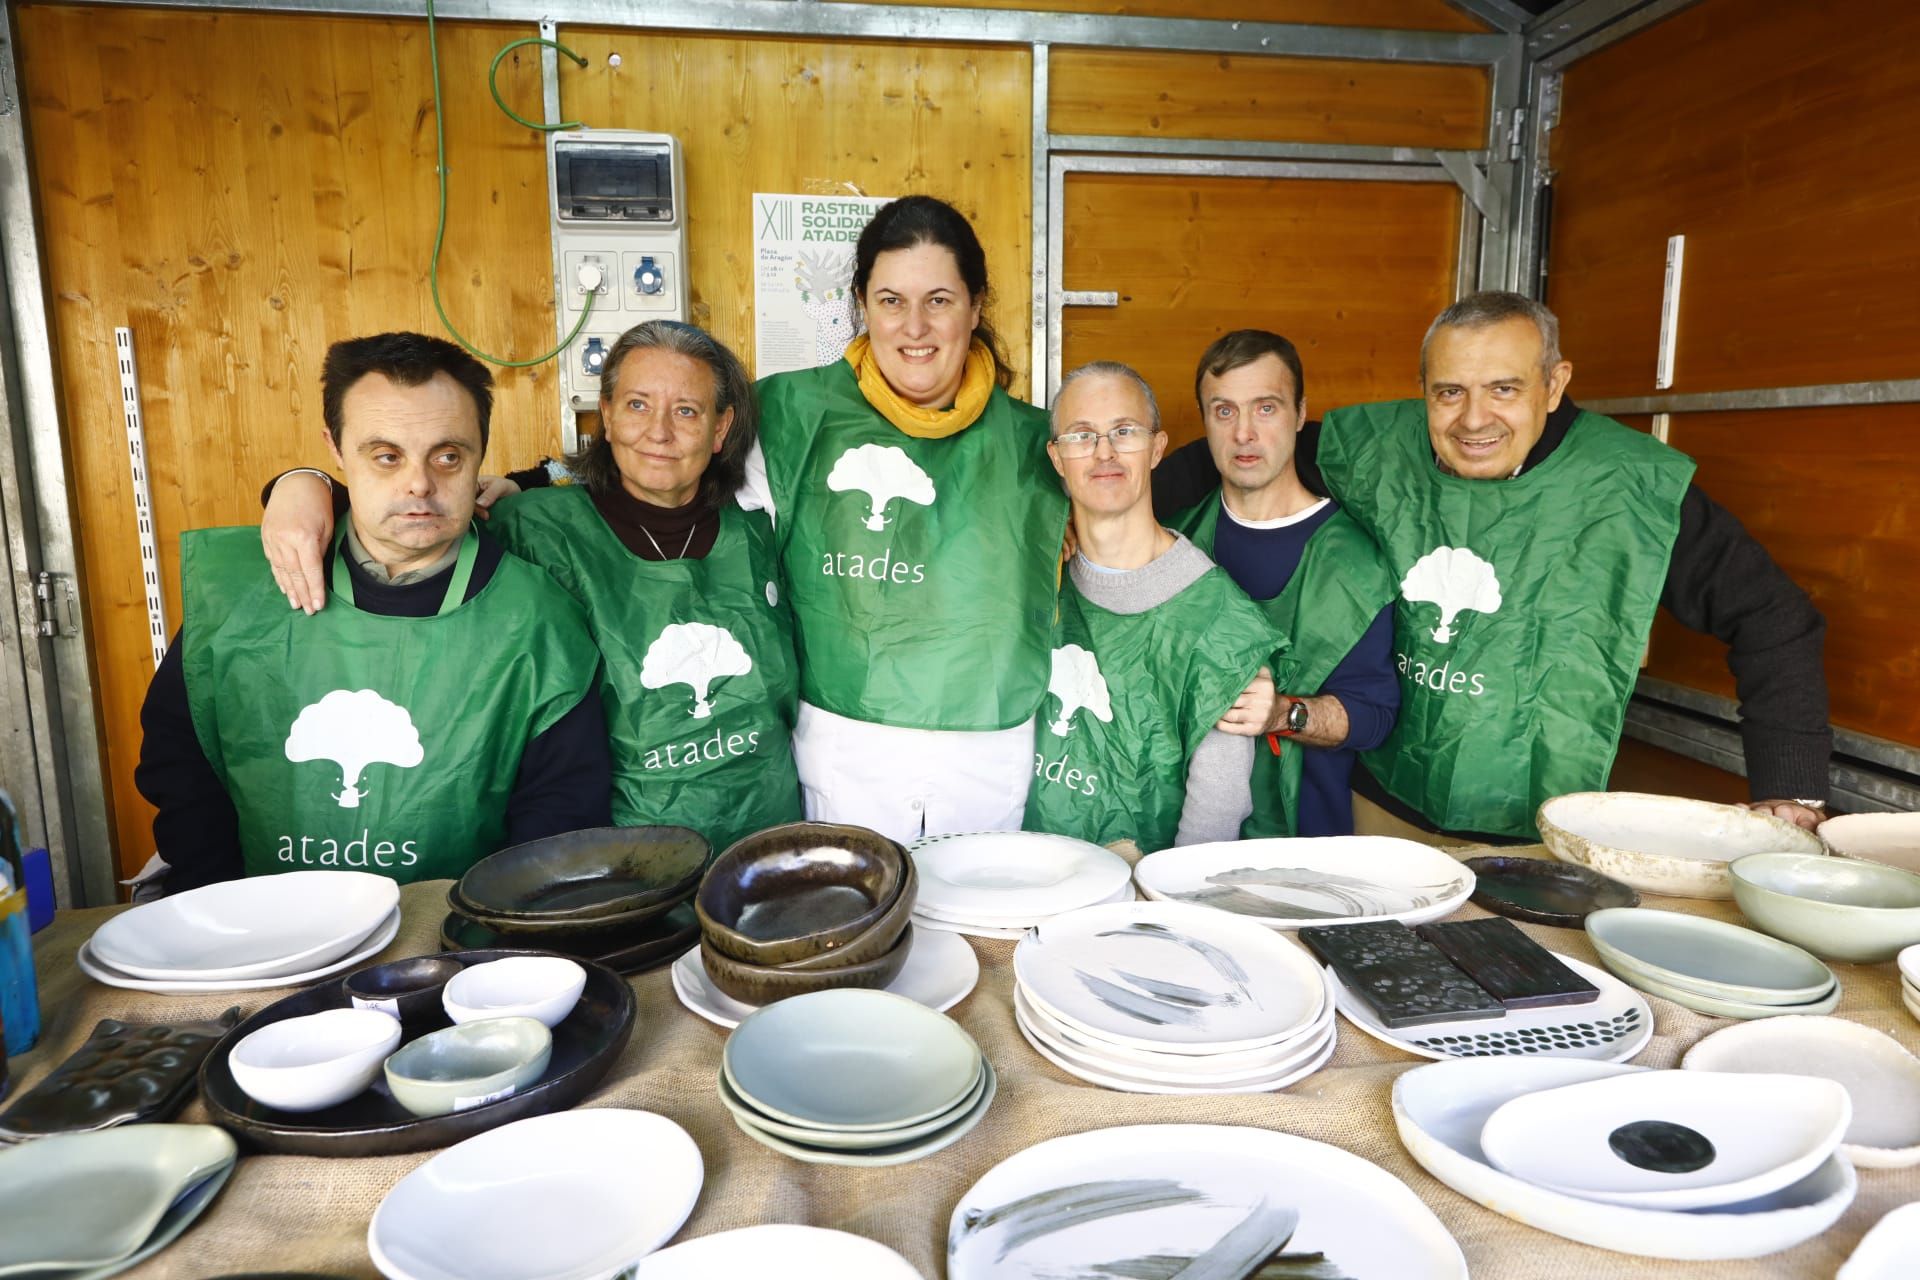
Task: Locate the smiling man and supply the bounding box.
[1317,292,1831,840]
[136,332,611,891]
[1024,362,1279,853]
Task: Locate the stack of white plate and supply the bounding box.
[78,871,401,994]
[721,988,993,1167]
[1133,835,1475,929]
[906,831,1134,939]
[1585,907,1840,1018]
[1011,900,1334,1093]
[1395,1058,1858,1260]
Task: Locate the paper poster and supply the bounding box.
[752,192,893,377]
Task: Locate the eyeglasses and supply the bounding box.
[1050,424,1157,458]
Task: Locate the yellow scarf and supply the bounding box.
[845,333,996,439]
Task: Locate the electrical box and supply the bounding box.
[548,130,689,417]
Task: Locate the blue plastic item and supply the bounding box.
[23,847,52,934]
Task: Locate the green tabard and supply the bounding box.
[180,526,601,883]
[1318,399,1695,838]
[488,487,803,854]
[1174,494,1398,837]
[1024,567,1278,853]
[756,360,1069,730]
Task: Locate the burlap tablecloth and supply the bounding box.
[13,847,1920,1278]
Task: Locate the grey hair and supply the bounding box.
[1420,290,1564,384]
[566,320,758,508]
[1050,360,1162,434]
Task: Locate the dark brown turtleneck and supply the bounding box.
[588,482,720,561]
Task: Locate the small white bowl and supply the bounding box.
[228,1007,402,1112]
[442,956,586,1029]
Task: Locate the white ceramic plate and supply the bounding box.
[730,1061,996,1168]
[909,830,1132,919]
[911,883,1134,939]
[1539,792,1824,899]
[57,1159,236,1280]
[718,1066,986,1150]
[1617,966,1840,1020]
[1133,836,1474,929]
[1682,1016,1920,1167]
[1392,1058,1857,1260]
[1839,1201,1920,1280]
[669,925,979,1030]
[948,1124,1466,1279]
[1479,1070,1849,1209]
[724,989,981,1130]
[1586,907,1833,1003]
[1820,812,1920,874]
[1332,952,1652,1063]
[90,870,399,979]
[0,1124,237,1275]
[1016,1006,1336,1095]
[633,1225,921,1280]
[1014,901,1325,1053]
[368,1110,701,1280]
[77,908,401,994]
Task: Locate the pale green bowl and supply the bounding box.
[382,1016,552,1118]
[1732,852,1920,964]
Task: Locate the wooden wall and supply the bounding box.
[853,0,1487,29]
[1548,0,1920,749]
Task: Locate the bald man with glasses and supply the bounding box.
[1022,361,1280,854]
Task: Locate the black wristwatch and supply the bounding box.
[1277,697,1310,737]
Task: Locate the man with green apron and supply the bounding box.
[1168,330,1400,838]
[1024,362,1279,854]
[1318,292,1828,841]
[137,333,610,890]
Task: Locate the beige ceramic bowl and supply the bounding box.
[1539,792,1825,899]
[1731,853,1920,964]
[1819,813,1920,875]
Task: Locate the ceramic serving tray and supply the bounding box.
[198,948,634,1157]
[1464,855,1640,927]
[0,1010,240,1140]
[1133,836,1474,930]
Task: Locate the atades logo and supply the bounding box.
[1033,644,1113,797]
[278,688,423,868]
[1395,545,1501,699]
[821,443,930,583]
[639,621,762,770]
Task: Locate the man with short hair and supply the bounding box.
[1166,330,1400,837]
[136,332,611,891]
[1318,291,1830,840]
[1025,361,1278,853]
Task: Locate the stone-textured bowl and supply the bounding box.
[1731,852,1920,964]
[1820,813,1920,876]
[697,822,908,966]
[382,1017,553,1120]
[699,924,914,1006]
[1539,792,1825,900]
[342,956,465,1025]
[456,825,710,922]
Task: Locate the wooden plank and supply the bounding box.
[18,5,557,878]
[556,30,1033,391]
[1061,171,1460,447]
[1550,0,1920,397]
[1050,49,1488,147]
[1648,404,1920,748]
[843,0,1489,31]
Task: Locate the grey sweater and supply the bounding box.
[1069,534,1257,846]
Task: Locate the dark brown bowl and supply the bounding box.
[696,822,907,966]
[456,825,710,922]
[773,856,918,972]
[341,955,465,1024]
[701,923,915,1006]
[446,880,696,937]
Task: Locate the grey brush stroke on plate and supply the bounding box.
[1077,971,1206,1027]
[1165,1199,1299,1280]
[953,1177,1209,1262]
[1086,1257,1348,1280]
[1108,969,1245,1011]
[1170,867,1457,919]
[1093,922,1254,993]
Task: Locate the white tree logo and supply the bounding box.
[641,622,753,719]
[827,443,936,532]
[1400,545,1504,643]
[1047,644,1114,737]
[284,689,425,808]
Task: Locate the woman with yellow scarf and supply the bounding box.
[740,196,1066,841]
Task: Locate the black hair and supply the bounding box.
[321,332,494,451]
[850,195,1013,389]
[1194,329,1305,412]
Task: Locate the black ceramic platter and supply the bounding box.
[0,1010,240,1140]
[198,948,634,1156]
[1465,855,1640,928]
[440,901,698,975]
[455,825,709,923]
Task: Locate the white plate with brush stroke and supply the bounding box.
[948,1124,1465,1279]
[1133,836,1474,929]
[1013,901,1325,1053]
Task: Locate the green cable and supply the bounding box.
[424,0,594,368]
[490,37,589,132]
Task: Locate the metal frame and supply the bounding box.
[1585,378,1920,417]
[1527,0,1709,71]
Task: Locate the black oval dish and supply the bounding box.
[1465,855,1641,928]
[198,948,634,1156]
[440,901,698,975]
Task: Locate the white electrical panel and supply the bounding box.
[548,130,689,415]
